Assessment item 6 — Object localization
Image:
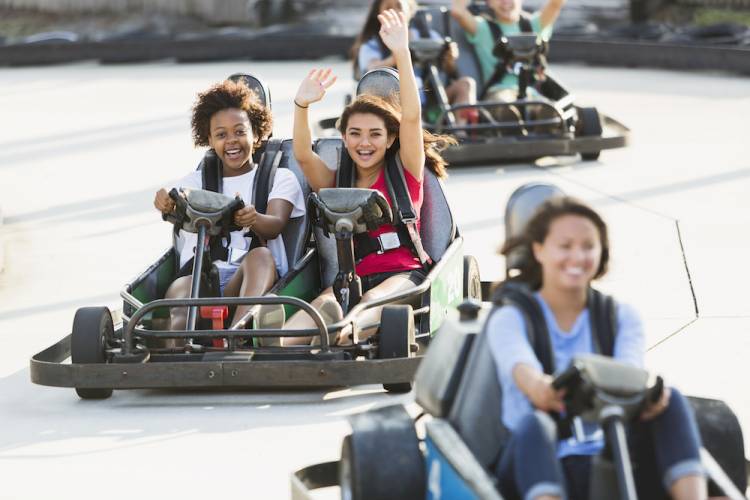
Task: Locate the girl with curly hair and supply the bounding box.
[153,79,305,330]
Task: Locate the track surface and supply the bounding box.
[0,60,748,499]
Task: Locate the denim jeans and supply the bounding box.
[495,389,704,500]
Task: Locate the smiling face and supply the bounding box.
[488,0,522,23]
[208,108,254,176]
[343,112,396,173]
[532,214,602,293]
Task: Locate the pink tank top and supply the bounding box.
[356,166,424,277]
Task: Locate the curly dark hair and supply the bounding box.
[500,196,610,290]
[338,94,455,179]
[191,80,272,148]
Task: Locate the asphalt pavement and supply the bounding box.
[0,59,748,499]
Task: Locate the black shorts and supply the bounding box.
[360,269,426,294]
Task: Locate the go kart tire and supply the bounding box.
[71,307,114,400]
[577,107,602,161]
[378,305,414,393]
[688,396,747,494]
[463,255,482,300]
[339,405,425,500]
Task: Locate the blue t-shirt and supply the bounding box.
[357,27,443,104]
[486,291,645,457]
[466,13,554,91]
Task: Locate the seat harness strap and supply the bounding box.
[336,145,432,267]
[479,13,533,99]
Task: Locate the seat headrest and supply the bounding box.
[227,72,272,111]
[356,67,400,104]
[504,182,565,272]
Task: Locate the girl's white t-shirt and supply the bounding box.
[172,166,305,277]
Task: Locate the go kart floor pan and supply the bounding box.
[30,334,421,390]
[443,114,629,166]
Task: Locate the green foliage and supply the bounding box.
[694,8,750,27]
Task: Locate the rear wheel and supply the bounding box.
[463,255,482,300]
[338,405,425,500]
[577,107,602,161]
[378,305,415,393]
[71,307,114,400]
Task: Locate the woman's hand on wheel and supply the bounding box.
[154,188,175,214]
[295,68,337,108]
[530,374,566,413]
[641,386,671,421]
[234,205,258,229]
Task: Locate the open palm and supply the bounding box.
[378,9,409,55]
[295,68,337,107]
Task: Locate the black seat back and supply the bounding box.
[504,182,564,275]
[275,139,311,267]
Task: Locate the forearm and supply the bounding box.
[393,49,421,123]
[450,5,477,35]
[292,104,314,165]
[539,0,566,29]
[512,363,557,411]
[248,212,286,240]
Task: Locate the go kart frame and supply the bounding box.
[29,73,481,400]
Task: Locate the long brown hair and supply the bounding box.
[338,94,455,179]
[500,196,610,290]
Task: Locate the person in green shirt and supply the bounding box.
[451,0,565,125]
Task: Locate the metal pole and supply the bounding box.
[186,224,207,332]
[602,406,638,500]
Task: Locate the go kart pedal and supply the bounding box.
[200,306,229,348]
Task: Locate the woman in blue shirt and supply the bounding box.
[487,197,706,500]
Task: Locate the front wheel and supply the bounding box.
[339,405,425,500]
[378,305,415,393]
[71,307,114,400]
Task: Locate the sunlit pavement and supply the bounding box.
[0,59,748,499]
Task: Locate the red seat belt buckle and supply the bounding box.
[199,306,229,347]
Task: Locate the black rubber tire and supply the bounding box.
[688,396,747,495]
[338,405,425,500]
[71,307,114,400]
[378,305,415,393]
[577,106,602,161]
[463,254,482,300]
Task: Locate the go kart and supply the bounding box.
[292,183,747,500]
[30,72,481,399]
[318,6,630,166]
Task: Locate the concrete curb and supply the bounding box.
[0,35,748,75]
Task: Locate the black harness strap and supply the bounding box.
[492,283,617,376]
[335,146,432,267]
[246,138,283,250]
[480,13,533,99]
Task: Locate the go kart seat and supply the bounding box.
[312,138,343,288]
[504,183,564,275]
[446,317,509,472]
[275,138,312,268]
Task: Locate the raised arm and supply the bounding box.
[293,69,338,192]
[450,0,478,36]
[379,9,425,181]
[538,0,566,30]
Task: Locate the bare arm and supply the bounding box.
[450,0,478,36]
[512,363,566,413]
[379,9,425,181]
[538,0,566,30]
[244,199,294,241]
[365,53,397,72]
[293,69,338,192]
